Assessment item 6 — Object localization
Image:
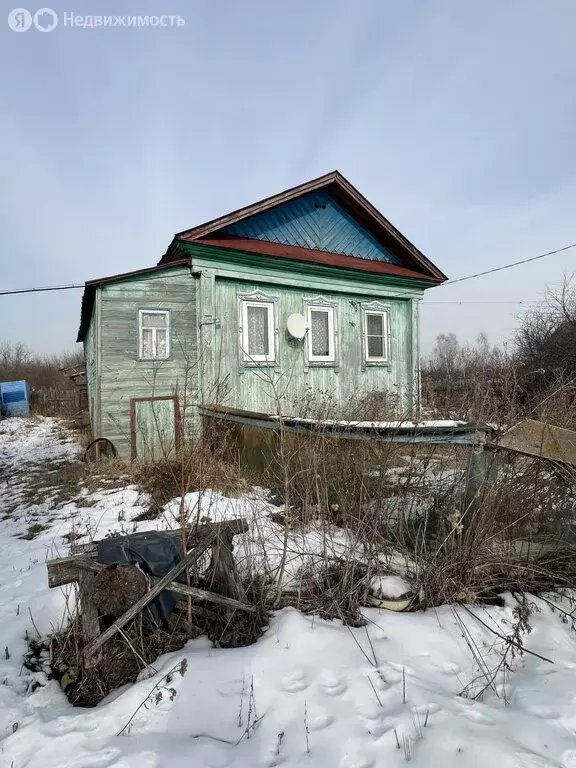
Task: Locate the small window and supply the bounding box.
[241,300,275,363]
[138,310,170,360]
[363,309,389,363]
[307,306,335,363]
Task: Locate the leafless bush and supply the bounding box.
[0,341,82,390]
[423,275,576,428]
[422,332,520,425]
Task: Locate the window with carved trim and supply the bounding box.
[363,309,390,363]
[307,306,335,363]
[240,299,275,363]
[138,310,170,360]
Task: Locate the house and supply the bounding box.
[77,172,446,460]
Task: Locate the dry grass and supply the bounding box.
[132,444,248,519]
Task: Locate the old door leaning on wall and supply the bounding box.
[130,396,180,461]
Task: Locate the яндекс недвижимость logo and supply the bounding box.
[8,7,58,32]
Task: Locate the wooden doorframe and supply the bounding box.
[129,395,182,461]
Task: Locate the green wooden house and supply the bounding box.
[77,172,446,460]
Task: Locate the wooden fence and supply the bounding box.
[31,387,88,416]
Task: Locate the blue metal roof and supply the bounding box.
[219,191,398,263]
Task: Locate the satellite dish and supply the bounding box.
[286,313,307,340]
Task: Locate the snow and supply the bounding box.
[271,417,469,429]
[3,417,576,767]
[369,574,412,600]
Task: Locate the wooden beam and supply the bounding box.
[47,556,104,588]
[82,531,217,661]
[78,571,100,642]
[159,579,255,613]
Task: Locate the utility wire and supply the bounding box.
[0,283,83,297]
[440,242,576,286]
[1,240,575,297]
[422,300,544,305]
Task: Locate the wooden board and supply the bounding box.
[497,420,576,467]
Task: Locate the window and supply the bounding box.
[240,299,275,363]
[307,306,335,363]
[138,310,170,360]
[363,309,390,363]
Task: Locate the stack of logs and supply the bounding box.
[47,518,254,666]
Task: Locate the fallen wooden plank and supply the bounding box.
[47,556,105,588]
[82,531,217,661]
[159,579,255,613]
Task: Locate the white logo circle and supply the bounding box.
[7,8,32,31]
[33,7,57,32]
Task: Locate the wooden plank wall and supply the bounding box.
[206,277,416,416]
[97,267,198,458]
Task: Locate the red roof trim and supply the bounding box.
[197,237,442,282]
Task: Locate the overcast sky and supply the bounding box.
[1,0,575,356]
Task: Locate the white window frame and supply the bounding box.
[362,305,390,364]
[138,309,170,360]
[307,305,336,363]
[239,298,276,364]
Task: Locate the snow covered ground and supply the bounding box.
[2,417,576,767]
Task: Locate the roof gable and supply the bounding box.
[161,171,447,282]
[218,191,398,263]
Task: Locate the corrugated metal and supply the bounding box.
[0,380,31,417]
[219,192,398,263]
[199,405,489,446]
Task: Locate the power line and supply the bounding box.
[1,239,575,297]
[0,283,83,297]
[440,242,576,286]
[422,300,544,305]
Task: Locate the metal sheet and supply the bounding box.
[497,419,576,467]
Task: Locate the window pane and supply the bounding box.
[368,335,384,358]
[247,305,269,356]
[366,313,383,336]
[310,310,330,356]
[142,328,154,358]
[142,312,167,329]
[156,329,167,358]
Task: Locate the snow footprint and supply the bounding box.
[60,749,121,768]
[261,733,288,767]
[458,707,494,726]
[523,704,560,719]
[42,716,100,736]
[217,678,245,697]
[318,670,348,697]
[280,668,309,693]
[358,714,394,738]
[306,705,334,732]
